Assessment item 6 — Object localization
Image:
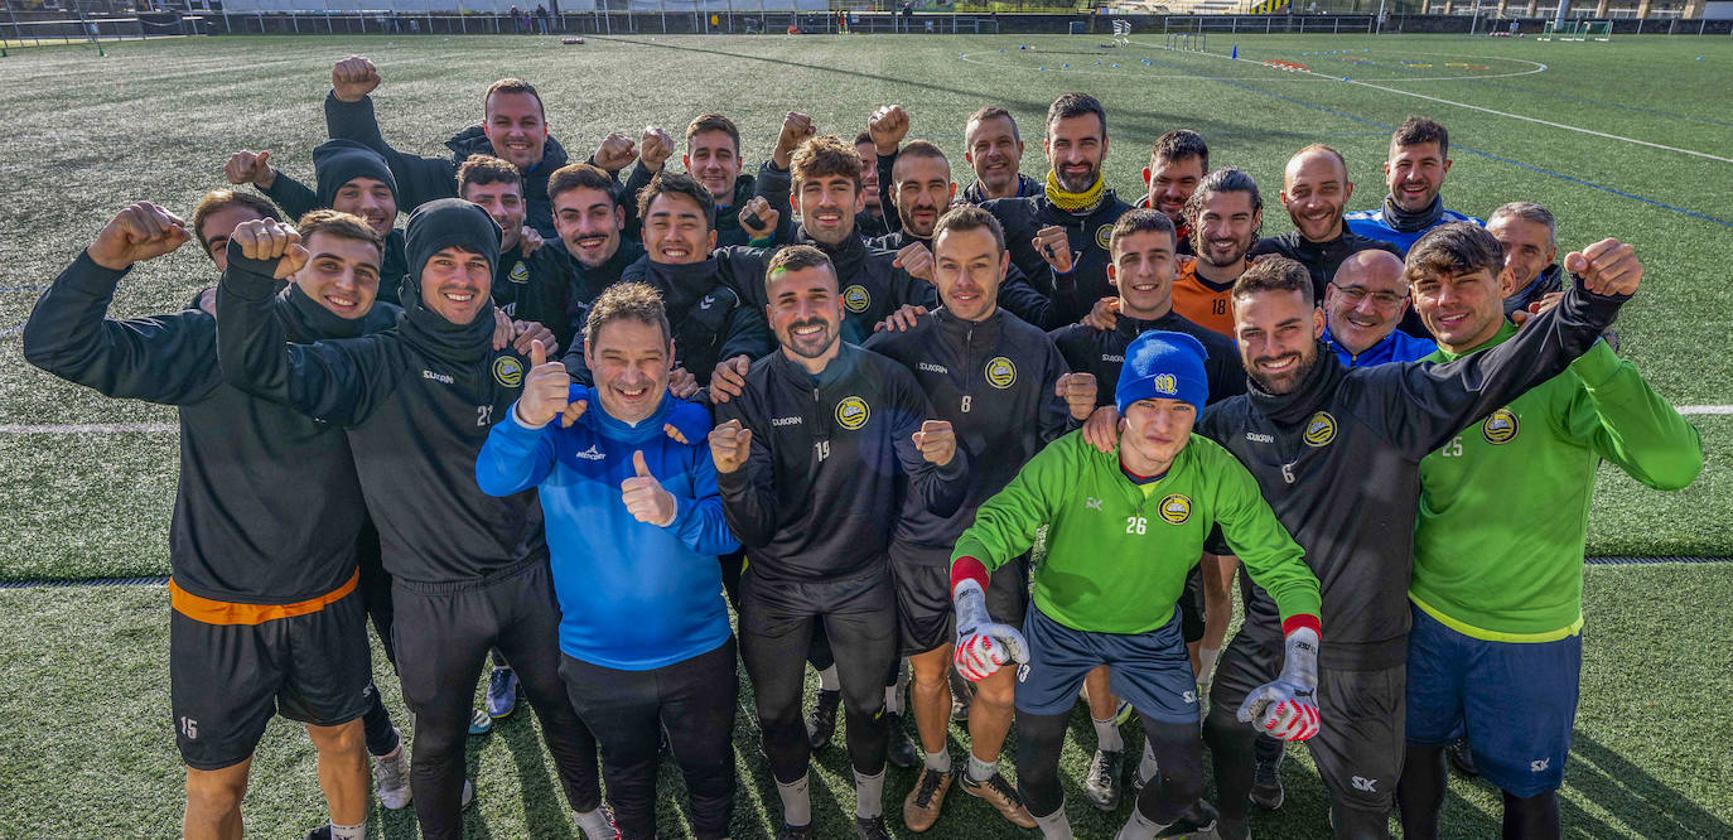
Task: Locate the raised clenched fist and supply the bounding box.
[639,126,676,173]
[708,418,753,474]
[224,150,276,190]
[331,55,380,103]
[867,105,910,156]
[86,202,191,272]
[229,217,306,279]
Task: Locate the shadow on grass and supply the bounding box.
[1561,731,1732,838]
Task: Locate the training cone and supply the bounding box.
[1231,44,1239,59]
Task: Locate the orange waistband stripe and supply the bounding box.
[170,570,359,626]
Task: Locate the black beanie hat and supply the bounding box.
[312,139,399,211]
[400,198,502,316]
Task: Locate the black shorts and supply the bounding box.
[170,589,372,770]
[889,543,1029,656]
[1208,633,1405,815]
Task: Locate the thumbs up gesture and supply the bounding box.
[516,339,571,427]
[620,450,677,526]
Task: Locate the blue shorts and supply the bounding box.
[1405,603,1582,797]
[1014,604,1198,723]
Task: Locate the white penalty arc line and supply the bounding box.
[4,407,1732,434]
[1124,40,1733,166]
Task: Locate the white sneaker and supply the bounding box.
[462,778,476,809]
[372,732,411,810]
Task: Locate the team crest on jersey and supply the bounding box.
[843,284,871,313]
[493,356,524,389]
[1303,411,1337,448]
[835,396,870,431]
[985,356,1017,389]
[1095,224,1114,250]
[509,262,530,285]
[1153,373,1178,396]
[1158,493,1192,525]
[1481,408,1520,445]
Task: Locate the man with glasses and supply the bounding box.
[1321,250,1435,367]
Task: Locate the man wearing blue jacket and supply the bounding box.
[476,282,736,840]
[1321,250,1436,368]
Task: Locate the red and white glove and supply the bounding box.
[1236,623,1321,741]
[952,558,1028,682]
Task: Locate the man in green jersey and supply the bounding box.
[948,330,1325,840]
[1395,226,1702,840]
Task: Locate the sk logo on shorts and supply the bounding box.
[1304,411,1338,447]
[509,262,530,285]
[1182,690,1197,704]
[1482,408,1520,445]
[1530,758,1550,773]
[1157,493,1192,525]
[843,284,871,313]
[834,396,870,431]
[1351,776,1379,792]
[1095,224,1114,251]
[493,356,524,388]
[985,356,1017,389]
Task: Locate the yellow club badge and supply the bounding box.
[1153,373,1178,397]
[1095,224,1114,250]
[843,284,871,313]
[509,262,530,284]
[1158,493,1192,525]
[985,356,1017,389]
[835,396,870,431]
[1303,411,1337,448]
[493,356,524,389]
[1481,408,1520,445]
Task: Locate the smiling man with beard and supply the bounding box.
[1139,130,1209,258]
[984,93,1133,327]
[460,154,577,348]
[711,245,968,840]
[1252,145,1401,298]
[548,163,648,317]
[215,200,612,840]
[1172,168,1264,338]
[1195,244,1642,840]
[1345,117,1482,257]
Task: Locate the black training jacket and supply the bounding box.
[575,255,776,387]
[865,308,1072,550]
[24,252,398,604]
[1249,229,1401,300]
[217,248,546,585]
[982,190,1133,326]
[1050,310,1245,409]
[715,344,969,582]
[494,241,577,348]
[1197,282,1628,669]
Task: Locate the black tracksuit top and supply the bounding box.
[715,344,970,582]
[1249,229,1402,300]
[983,190,1134,327]
[865,308,1073,549]
[1196,282,1628,669]
[217,249,546,586]
[24,252,398,604]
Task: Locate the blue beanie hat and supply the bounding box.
[1116,330,1209,415]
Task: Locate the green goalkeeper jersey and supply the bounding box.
[953,430,1321,635]
[1412,325,1703,642]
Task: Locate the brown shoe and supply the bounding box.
[901,766,953,832]
[959,770,1037,829]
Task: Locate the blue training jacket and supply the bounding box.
[475,385,736,671]
[1323,325,1438,368]
[1343,207,1483,256]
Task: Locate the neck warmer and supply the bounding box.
[1045,169,1106,215]
[1382,193,1445,234]
[1247,342,1345,425]
[645,257,721,311]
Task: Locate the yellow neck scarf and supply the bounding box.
[1045,169,1106,214]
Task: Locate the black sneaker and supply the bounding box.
[855,814,895,839]
[1154,800,1219,837]
[1083,748,1124,811]
[1249,750,1284,810]
[806,688,840,751]
[886,712,920,769]
[1448,738,1481,777]
[304,828,331,840]
[778,822,816,840]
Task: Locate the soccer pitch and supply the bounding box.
[0,29,1729,838]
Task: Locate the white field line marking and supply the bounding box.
[1123,39,1733,165]
[955,48,1550,83]
[4,408,1731,434]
